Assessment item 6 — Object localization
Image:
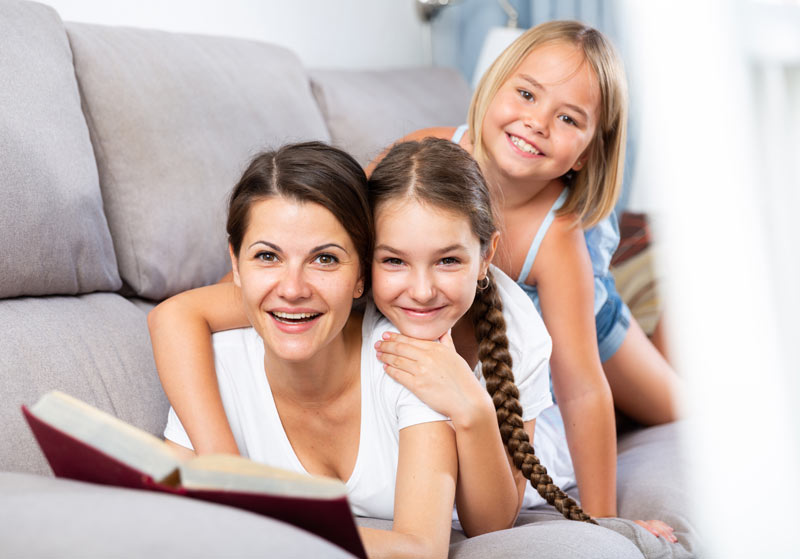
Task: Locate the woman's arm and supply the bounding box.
[531,216,618,518]
[148,280,249,455]
[375,331,520,535]
[359,421,457,559]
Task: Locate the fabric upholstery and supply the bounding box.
[66,24,331,300]
[0,0,120,298]
[0,294,166,475]
[358,512,646,558]
[616,421,702,558]
[450,519,645,559]
[0,473,353,558]
[311,67,472,167]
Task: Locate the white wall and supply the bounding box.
[621,1,800,557]
[43,0,430,69]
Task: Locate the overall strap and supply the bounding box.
[517,189,570,283]
[451,124,469,144]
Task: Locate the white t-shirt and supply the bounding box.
[164,303,447,520]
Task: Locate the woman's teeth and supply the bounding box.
[271,311,320,323]
[510,135,541,155]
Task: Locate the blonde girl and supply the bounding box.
[378,20,682,521]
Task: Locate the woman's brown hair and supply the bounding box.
[369,138,595,523]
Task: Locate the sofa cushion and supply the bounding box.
[0,0,121,298]
[616,421,701,558]
[0,473,352,558]
[0,294,167,475]
[66,24,331,300]
[311,67,472,167]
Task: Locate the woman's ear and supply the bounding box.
[229,244,242,288]
[480,232,501,279]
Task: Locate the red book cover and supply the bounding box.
[22,403,366,558]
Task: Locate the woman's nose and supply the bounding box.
[276,265,312,300]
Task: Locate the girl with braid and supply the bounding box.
[368,138,671,541]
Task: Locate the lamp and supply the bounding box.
[472,0,524,88]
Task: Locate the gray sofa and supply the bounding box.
[0,1,699,557]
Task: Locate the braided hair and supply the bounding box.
[470,271,596,523]
[369,137,595,523]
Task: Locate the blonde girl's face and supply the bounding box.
[371,198,491,341]
[481,41,601,186]
[231,197,363,363]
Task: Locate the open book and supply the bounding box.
[22,391,366,559]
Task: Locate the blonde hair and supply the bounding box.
[468,20,628,228]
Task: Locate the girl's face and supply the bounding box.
[481,41,600,186]
[231,197,364,363]
[371,198,494,341]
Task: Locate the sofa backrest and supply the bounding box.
[67,23,333,302]
[311,68,472,167]
[0,0,121,299]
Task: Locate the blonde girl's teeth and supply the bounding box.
[511,136,540,154]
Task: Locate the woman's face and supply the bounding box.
[371,198,493,340]
[231,196,364,363]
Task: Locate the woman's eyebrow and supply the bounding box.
[248,240,281,251]
[311,243,348,254]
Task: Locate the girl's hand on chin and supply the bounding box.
[375,331,492,425]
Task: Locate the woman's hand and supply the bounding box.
[375,330,492,427]
[634,519,678,543]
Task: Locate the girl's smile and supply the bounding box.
[481,41,600,191]
[371,198,489,341]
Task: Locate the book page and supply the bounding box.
[181,454,347,499]
[30,391,179,483]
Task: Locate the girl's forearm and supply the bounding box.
[451,392,520,535]
[148,298,239,455]
[557,388,617,517]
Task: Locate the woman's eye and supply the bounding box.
[558,114,578,126]
[315,253,339,265]
[256,251,277,262]
[440,257,460,266]
[517,89,534,102]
